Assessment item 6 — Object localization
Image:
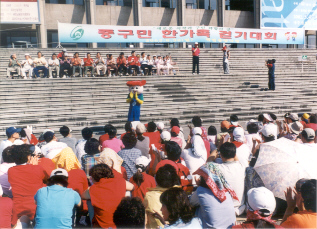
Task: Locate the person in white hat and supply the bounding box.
[34,168,82,228]
[129,156,156,201]
[21,53,33,79]
[156,122,164,134]
[57,48,67,60]
[231,187,279,228]
[231,127,251,168]
[59,53,72,78]
[192,42,200,75]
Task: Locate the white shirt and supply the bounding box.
[22,59,33,68]
[0,140,13,163]
[140,57,148,65]
[217,161,246,216]
[245,133,261,151]
[48,58,59,66]
[0,162,16,197]
[181,148,206,174]
[33,57,47,67]
[41,141,68,159]
[236,143,251,168]
[75,139,87,161]
[95,57,106,66]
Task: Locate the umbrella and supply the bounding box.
[254,138,317,200]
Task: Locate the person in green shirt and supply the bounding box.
[7,54,21,78]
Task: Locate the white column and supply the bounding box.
[38,0,47,48]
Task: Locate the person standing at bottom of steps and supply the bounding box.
[223,46,230,74]
[192,42,200,75]
[266,59,276,91]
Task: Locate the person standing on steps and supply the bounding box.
[192,42,200,75]
[223,46,230,74]
[266,59,276,91]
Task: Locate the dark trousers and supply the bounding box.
[141,65,153,75]
[129,65,140,75]
[118,64,127,74]
[192,56,199,74]
[60,65,72,77]
[34,66,48,78]
[269,74,275,90]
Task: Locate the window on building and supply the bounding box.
[45,0,83,5]
[225,0,253,11]
[1,31,37,48]
[47,30,59,48]
[186,0,196,9]
[204,0,217,10]
[307,34,316,49]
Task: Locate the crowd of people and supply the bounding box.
[0,112,316,228]
[6,49,178,79]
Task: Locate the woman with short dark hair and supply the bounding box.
[34,168,81,228]
[82,164,134,228]
[156,187,202,228]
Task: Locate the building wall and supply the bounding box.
[45,4,87,30]
[224,10,254,28]
[95,6,133,26]
[184,9,217,26]
[141,7,177,26]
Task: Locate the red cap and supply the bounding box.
[222,46,227,50]
[171,126,180,135]
[126,80,146,87]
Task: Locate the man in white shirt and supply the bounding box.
[0,127,21,163]
[216,142,246,216]
[75,127,93,161]
[95,52,106,76]
[21,54,33,79]
[48,53,60,78]
[33,51,48,78]
[41,132,68,159]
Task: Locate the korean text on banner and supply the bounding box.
[1,0,40,24]
[261,0,317,30]
[58,22,304,45]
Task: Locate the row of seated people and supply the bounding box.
[6,49,178,79]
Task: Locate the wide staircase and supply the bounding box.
[0,48,317,138]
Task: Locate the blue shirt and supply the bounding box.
[34,185,81,228]
[193,186,236,229]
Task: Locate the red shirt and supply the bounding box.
[117,57,126,66]
[121,166,128,180]
[99,134,109,145]
[38,157,55,179]
[143,131,161,147]
[129,172,156,201]
[0,197,13,228]
[305,123,317,131]
[128,56,138,66]
[192,47,200,56]
[89,174,126,228]
[30,134,38,145]
[8,164,46,222]
[68,169,89,211]
[155,160,192,192]
[83,58,94,66]
[57,52,64,59]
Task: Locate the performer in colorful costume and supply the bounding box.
[126,80,146,121]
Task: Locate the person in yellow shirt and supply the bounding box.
[281,179,316,229]
[143,164,180,228]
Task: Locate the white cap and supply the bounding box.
[195,42,198,45]
[247,187,276,215]
[290,121,303,135]
[233,127,245,142]
[62,48,67,52]
[135,156,151,167]
[263,113,273,122]
[50,168,68,178]
[260,123,276,138]
[0,184,3,196]
[302,128,315,140]
[131,121,141,130]
[192,127,202,135]
[156,122,164,130]
[136,123,146,134]
[25,53,30,56]
[13,139,24,145]
[161,131,171,141]
[289,113,299,121]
